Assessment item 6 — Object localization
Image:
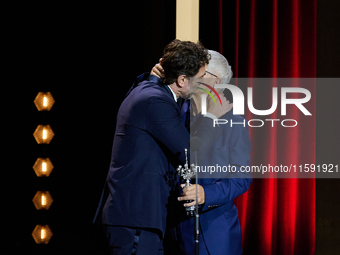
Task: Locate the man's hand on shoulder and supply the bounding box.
[150,59,165,79]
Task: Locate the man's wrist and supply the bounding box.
[203,112,218,120]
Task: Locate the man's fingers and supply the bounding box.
[180,197,204,207]
[178,195,191,201]
[178,195,197,207]
[183,201,196,207]
[151,63,165,79]
[178,193,199,202]
[179,184,205,205]
[156,63,164,73]
[181,185,196,192]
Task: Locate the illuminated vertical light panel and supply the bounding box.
[42,161,47,173]
[176,0,199,42]
[41,194,46,206]
[43,96,48,107]
[42,129,47,140]
[32,225,53,244]
[34,92,55,111]
[41,228,46,239]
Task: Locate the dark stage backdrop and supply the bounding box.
[8,1,176,255]
[7,0,340,254]
[200,0,340,255]
[201,0,317,254]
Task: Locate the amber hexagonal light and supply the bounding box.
[34,92,55,111]
[32,191,53,210]
[32,224,53,244]
[33,158,54,177]
[33,125,54,144]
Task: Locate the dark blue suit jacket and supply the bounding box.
[179,110,252,255]
[93,74,214,237]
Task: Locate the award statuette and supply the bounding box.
[177,148,197,216]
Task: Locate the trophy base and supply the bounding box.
[186,206,196,217]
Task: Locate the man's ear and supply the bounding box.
[176,75,187,88]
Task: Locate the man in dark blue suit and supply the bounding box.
[178,108,252,255]
[178,51,252,255]
[93,40,230,255]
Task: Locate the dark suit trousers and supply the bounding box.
[104,225,164,255]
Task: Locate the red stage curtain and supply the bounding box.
[219,0,317,254]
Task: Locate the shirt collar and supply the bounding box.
[167,85,178,102]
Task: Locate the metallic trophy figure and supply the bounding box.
[177,148,197,216]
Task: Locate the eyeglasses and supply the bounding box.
[206,71,218,78]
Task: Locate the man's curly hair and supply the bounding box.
[161,39,211,85]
